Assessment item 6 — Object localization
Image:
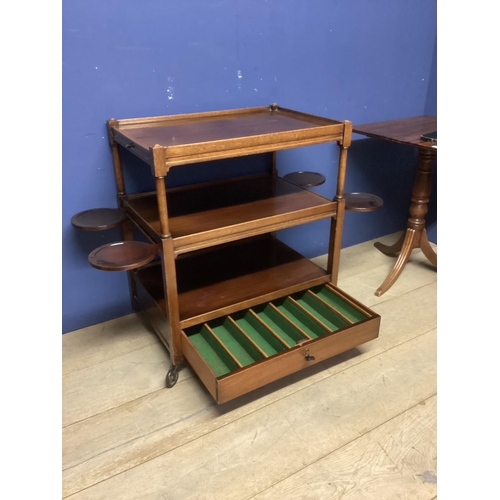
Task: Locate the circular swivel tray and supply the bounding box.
[282,171,326,188]
[88,241,159,271]
[344,192,383,212]
[71,208,127,231]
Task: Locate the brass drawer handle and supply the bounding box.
[305,349,315,362]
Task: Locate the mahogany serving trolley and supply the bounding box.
[72,104,380,404]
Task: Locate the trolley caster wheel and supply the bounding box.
[166,365,179,388]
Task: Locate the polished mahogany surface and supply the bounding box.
[88,241,159,272]
[344,192,383,212]
[110,106,347,172]
[112,107,341,150]
[135,235,329,326]
[71,208,126,231]
[124,174,336,252]
[353,115,437,149]
[282,171,326,188]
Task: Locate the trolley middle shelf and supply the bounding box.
[123,173,337,254]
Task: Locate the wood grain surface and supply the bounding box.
[62,233,437,499]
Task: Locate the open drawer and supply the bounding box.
[181,283,380,404]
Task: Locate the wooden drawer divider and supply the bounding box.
[285,296,333,333]
[304,290,354,325]
[226,316,270,359]
[183,284,377,381]
[264,302,313,340]
[247,309,292,349]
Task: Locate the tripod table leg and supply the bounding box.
[374,232,405,257]
[420,229,437,267]
[375,229,416,297]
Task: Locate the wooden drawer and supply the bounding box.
[181,283,380,404]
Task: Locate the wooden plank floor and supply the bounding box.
[62,231,437,500]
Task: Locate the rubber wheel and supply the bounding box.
[166,367,179,388]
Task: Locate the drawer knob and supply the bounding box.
[305,349,315,362]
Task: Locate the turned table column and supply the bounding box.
[373,146,437,296]
[352,115,437,296]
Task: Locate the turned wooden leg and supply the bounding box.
[375,147,436,296]
[375,229,416,297]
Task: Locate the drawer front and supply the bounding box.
[181,283,380,404]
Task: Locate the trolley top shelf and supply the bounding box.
[108,104,351,174]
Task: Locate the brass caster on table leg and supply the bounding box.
[166,365,180,388]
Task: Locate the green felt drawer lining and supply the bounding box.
[273,298,325,338]
[311,285,367,323]
[294,292,349,331]
[253,304,308,346]
[189,325,240,377]
[236,311,287,354]
[184,284,370,378]
[210,319,264,366]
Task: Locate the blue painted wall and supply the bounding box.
[63,0,437,333]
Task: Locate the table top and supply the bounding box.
[111,105,344,151]
[109,105,348,172]
[353,115,437,149]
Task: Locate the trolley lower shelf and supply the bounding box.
[134,235,331,328]
[182,283,380,404]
